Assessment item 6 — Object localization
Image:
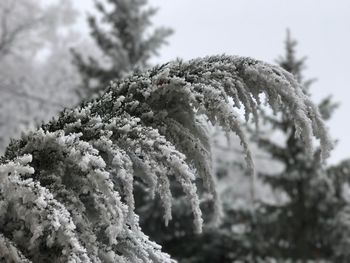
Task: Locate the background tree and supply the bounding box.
[72,0,173,99]
[135,31,350,263]
[0,55,330,262]
[0,0,80,153]
[249,31,341,261]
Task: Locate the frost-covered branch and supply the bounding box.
[0,55,331,262]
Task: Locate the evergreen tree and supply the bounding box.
[0,55,330,262]
[205,31,348,262]
[141,32,350,263]
[196,31,347,263]
[251,31,341,261]
[72,0,173,99]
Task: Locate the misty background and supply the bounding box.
[1,0,349,163]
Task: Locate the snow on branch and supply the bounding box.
[0,55,332,262]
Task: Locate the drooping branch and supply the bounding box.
[0,55,332,262]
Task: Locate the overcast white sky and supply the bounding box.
[73,0,350,164]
